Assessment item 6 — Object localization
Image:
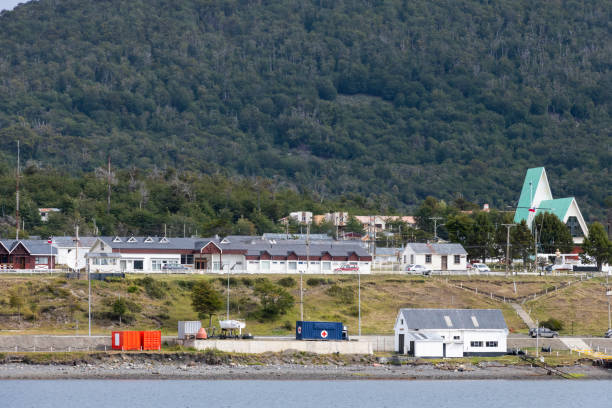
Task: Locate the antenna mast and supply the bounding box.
[16,140,20,240]
[107,156,111,214]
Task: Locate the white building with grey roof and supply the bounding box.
[401,243,467,271]
[394,308,509,357]
[85,235,372,274]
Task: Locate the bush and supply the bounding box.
[282,320,294,330]
[241,277,254,287]
[127,285,139,293]
[253,281,294,321]
[325,284,355,304]
[176,280,195,290]
[306,277,328,286]
[277,277,296,287]
[541,318,564,331]
[135,277,167,299]
[217,277,239,287]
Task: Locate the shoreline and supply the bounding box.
[2,362,611,381]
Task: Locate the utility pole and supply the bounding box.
[87,256,91,336]
[106,156,111,215]
[15,140,20,240]
[429,217,443,241]
[75,225,79,273]
[502,224,516,276]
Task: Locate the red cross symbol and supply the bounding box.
[297,326,302,334]
[321,330,328,338]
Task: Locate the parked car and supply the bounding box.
[529,327,559,338]
[334,264,359,273]
[161,264,188,271]
[471,263,490,273]
[405,264,431,275]
[604,329,612,339]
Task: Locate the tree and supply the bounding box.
[344,216,365,235]
[511,221,535,264]
[534,212,574,254]
[112,298,128,325]
[580,222,612,271]
[253,280,294,321]
[191,280,223,325]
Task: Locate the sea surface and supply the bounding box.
[1,380,610,408]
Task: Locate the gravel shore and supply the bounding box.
[1,361,611,380]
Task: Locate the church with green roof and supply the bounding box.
[513,167,588,244]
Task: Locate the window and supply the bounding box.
[181,254,194,264]
[470,341,483,347]
[486,341,498,347]
[0,255,8,263]
[322,262,331,271]
[454,255,460,264]
[133,260,144,270]
[403,255,406,263]
[35,257,48,264]
[425,254,432,263]
[288,262,297,270]
[93,258,99,265]
[453,336,460,340]
[100,243,105,251]
[100,258,108,265]
[260,261,270,271]
[410,254,414,264]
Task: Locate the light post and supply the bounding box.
[87,255,91,336]
[358,267,361,336]
[535,319,539,357]
[502,224,516,276]
[607,289,611,330]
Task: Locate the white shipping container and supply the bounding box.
[178,321,202,339]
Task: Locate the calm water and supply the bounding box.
[1,380,610,408]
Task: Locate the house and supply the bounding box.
[394,308,508,357]
[354,215,417,234]
[52,236,98,270]
[85,236,372,274]
[514,167,588,243]
[401,243,467,271]
[0,239,57,270]
[38,208,60,222]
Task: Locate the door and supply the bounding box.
[441,256,448,270]
[443,343,447,357]
[195,259,207,270]
[398,334,404,354]
[120,260,127,272]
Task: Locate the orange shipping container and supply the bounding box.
[140,330,161,351]
[111,331,141,351]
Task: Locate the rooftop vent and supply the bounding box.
[159,237,169,243]
[444,315,453,327]
[144,237,154,243]
[471,316,479,327]
[112,236,122,243]
[127,236,137,243]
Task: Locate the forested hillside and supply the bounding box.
[0,0,609,218]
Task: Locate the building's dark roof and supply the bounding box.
[405,243,467,255]
[399,309,507,330]
[52,236,98,247]
[262,233,333,241]
[98,236,217,250]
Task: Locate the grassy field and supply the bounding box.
[0,273,604,336]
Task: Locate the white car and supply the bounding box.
[471,263,490,273]
[405,264,431,275]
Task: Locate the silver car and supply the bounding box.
[405,264,431,275]
[529,327,559,338]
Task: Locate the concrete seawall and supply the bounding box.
[0,335,178,352]
[186,339,373,354]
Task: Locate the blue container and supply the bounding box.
[296,321,344,341]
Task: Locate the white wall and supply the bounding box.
[401,249,467,271]
[56,246,91,270]
[246,260,371,274]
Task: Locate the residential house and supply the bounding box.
[401,243,467,271]
[0,239,57,270]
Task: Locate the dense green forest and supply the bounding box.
[0,0,610,219]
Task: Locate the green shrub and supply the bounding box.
[306,277,328,286]
[176,280,195,290]
[241,277,254,287]
[135,277,167,299]
[282,320,294,330]
[217,277,239,287]
[325,284,355,304]
[541,318,564,331]
[127,285,139,293]
[277,277,296,287]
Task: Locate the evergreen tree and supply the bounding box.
[580,223,612,271]
[191,280,223,324]
[534,213,574,254]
